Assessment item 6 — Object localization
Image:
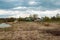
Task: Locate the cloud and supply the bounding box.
[0,0,60,18]
[0,9,60,18]
[13,7,26,9]
[0,0,18,2]
[28,1,38,5]
[0,0,60,10]
[0,10,30,18]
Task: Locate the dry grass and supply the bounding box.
[0,22,60,40]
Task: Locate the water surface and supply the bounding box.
[0,23,11,28]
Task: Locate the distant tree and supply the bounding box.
[40,13,60,22]
[0,20,4,23]
[42,16,50,22]
[18,17,23,21]
[51,14,60,22]
[56,13,60,18]
[7,17,15,22]
[56,13,60,21]
[32,14,38,20]
[51,16,56,21]
[25,17,31,21]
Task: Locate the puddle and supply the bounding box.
[0,23,11,28]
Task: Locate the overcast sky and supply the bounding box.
[0,0,60,18]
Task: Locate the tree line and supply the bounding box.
[0,13,60,23]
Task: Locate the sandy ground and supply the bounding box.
[0,22,60,40]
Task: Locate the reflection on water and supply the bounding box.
[0,23,11,28]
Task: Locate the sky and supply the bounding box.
[0,0,60,18]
